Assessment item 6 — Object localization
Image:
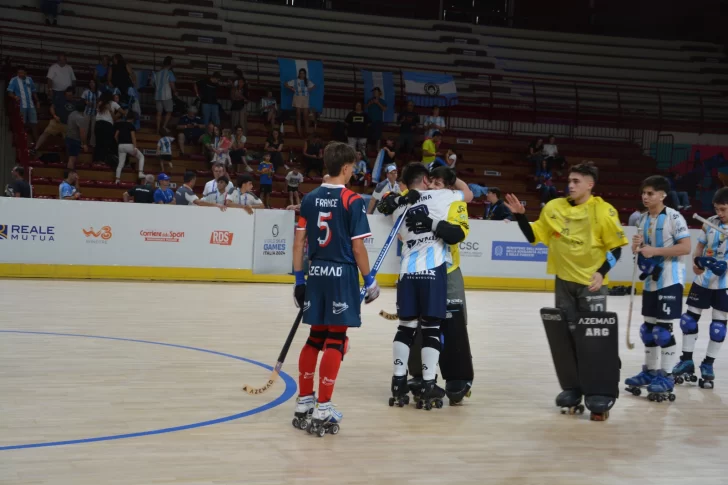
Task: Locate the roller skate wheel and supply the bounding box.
[690,375,698,383]
[435,399,443,409]
[330,424,340,435]
[424,401,432,411]
[299,419,309,430]
[668,393,676,402]
[388,397,395,407]
[404,395,410,405]
[633,388,642,397]
[577,405,585,414]
[466,390,472,398]
[307,424,316,435]
[560,407,568,415]
[590,412,607,422]
[675,376,684,385]
[416,400,423,410]
[648,393,655,402]
[699,379,705,388]
[317,427,326,438]
[292,418,299,428]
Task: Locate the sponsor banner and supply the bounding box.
[491,241,548,262]
[210,230,234,246]
[252,209,295,274]
[83,225,112,244]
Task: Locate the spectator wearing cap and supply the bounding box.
[423,106,445,138]
[227,174,264,214]
[174,170,226,210]
[7,166,32,198]
[203,162,234,198]
[7,66,40,144]
[195,71,223,127]
[154,173,175,204]
[204,175,230,205]
[123,174,156,203]
[485,187,513,221]
[153,56,177,135]
[59,169,80,200]
[47,53,76,106]
[65,100,88,169]
[35,86,76,153]
[176,106,204,157]
[421,130,442,168]
[366,87,387,151]
[369,165,400,214]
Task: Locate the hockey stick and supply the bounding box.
[242,207,408,395]
[625,255,639,350]
[693,213,728,236]
[242,309,303,394]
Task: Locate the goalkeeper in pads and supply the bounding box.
[504,161,628,420]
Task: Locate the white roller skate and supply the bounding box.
[308,401,342,438]
[291,394,315,431]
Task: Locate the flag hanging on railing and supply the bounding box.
[361,70,395,122]
[278,58,325,112]
[403,71,458,107]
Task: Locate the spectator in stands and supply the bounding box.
[286,165,304,207]
[123,174,156,203]
[203,162,234,197]
[35,86,75,153]
[345,102,369,154]
[368,165,400,214]
[352,150,369,185]
[65,101,87,170]
[174,170,226,210]
[41,0,61,26]
[302,132,324,177]
[230,125,252,173]
[231,69,249,135]
[543,135,565,171]
[423,106,445,138]
[114,110,145,184]
[535,159,557,207]
[7,66,40,145]
[125,84,141,130]
[381,137,396,169]
[484,188,513,221]
[215,129,234,169]
[261,90,278,131]
[397,101,419,159]
[366,87,387,151]
[200,123,219,162]
[227,174,264,214]
[258,153,274,208]
[666,172,691,210]
[153,56,177,135]
[528,137,544,169]
[47,54,75,106]
[286,68,316,137]
[265,129,285,173]
[204,175,230,205]
[421,130,442,168]
[94,92,121,166]
[195,71,223,127]
[154,173,175,204]
[59,169,80,200]
[628,205,644,227]
[108,54,134,103]
[94,55,110,92]
[430,147,457,170]
[177,106,204,157]
[7,166,31,198]
[157,132,175,173]
[81,80,102,149]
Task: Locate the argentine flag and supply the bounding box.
[278,58,324,113]
[361,70,395,122]
[403,71,458,107]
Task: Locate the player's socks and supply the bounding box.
[317,326,347,402]
[393,320,417,377]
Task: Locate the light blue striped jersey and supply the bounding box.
[695,215,728,289]
[287,79,314,97]
[7,76,36,108]
[157,136,175,155]
[638,207,690,291]
[153,69,176,101]
[393,189,464,275]
[82,89,101,116]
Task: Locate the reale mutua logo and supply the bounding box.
[0,224,55,242]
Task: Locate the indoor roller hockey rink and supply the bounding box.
[2,279,728,485]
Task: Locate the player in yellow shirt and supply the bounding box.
[378,165,473,405]
[505,161,629,421]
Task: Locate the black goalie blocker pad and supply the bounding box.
[572,311,620,399]
[541,308,579,392]
[439,300,473,383]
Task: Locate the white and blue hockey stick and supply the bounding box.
[359,208,408,302]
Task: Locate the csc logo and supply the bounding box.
[459,242,480,251]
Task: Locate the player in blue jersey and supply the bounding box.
[386,162,473,410]
[291,141,380,436]
[625,175,691,402]
[673,188,728,389]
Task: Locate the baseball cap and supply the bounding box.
[431,130,441,137]
[158,173,171,181]
[385,165,397,173]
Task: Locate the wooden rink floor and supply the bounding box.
[2,280,728,485]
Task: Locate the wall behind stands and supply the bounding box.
[0,198,701,291]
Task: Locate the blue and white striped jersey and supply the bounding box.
[638,207,690,291]
[393,189,464,275]
[157,136,175,155]
[7,76,36,109]
[695,215,728,290]
[82,89,101,116]
[153,69,176,101]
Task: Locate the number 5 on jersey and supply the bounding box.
[317,211,333,247]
